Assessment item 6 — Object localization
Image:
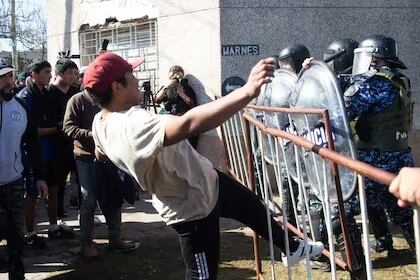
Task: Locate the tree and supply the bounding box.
[0,0,47,70]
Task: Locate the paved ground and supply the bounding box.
[0,191,417,280]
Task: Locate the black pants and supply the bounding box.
[172,171,299,280]
[0,178,25,280]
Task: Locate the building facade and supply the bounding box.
[46,0,420,166]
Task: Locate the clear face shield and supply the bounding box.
[278,57,296,73]
[323,50,336,72]
[352,47,375,75]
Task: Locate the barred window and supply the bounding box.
[79,19,158,91]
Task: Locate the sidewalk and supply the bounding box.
[0,191,416,279]
[0,192,171,280]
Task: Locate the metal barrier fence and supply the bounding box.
[220,105,420,280]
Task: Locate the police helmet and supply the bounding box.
[357,34,406,69]
[278,44,310,74]
[325,38,359,74]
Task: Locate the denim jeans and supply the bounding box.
[75,158,121,247]
[0,178,25,280]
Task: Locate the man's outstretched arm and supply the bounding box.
[163,58,275,146]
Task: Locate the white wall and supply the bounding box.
[46,0,227,169]
[157,0,226,170]
[46,0,157,70]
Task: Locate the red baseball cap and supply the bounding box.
[83,52,144,96]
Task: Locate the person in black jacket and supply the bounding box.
[49,58,80,220]
[17,61,74,249]
[0,58,47,280]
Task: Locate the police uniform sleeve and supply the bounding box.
[344,77,398,121]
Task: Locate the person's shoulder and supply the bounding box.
[47,83,62,95]
[92,110,103,122]
[69,91,85,101]
[69,85,81,94]
[124,107,170,133]
[16,85,30,98]
[13,96,30,115]
[367,75,395,94]
[65,91,83,108]
[126,106,154,118]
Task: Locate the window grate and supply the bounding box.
[79,20,159,92]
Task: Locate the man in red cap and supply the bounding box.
[86,52,324,279]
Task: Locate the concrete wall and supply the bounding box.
[220,1,420,121]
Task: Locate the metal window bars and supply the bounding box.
[220,104,420,280]
[79,20,159,93]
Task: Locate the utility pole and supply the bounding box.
[10,0,18,70]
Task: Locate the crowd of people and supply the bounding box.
[0,33,420,280]
[0,56,141,280]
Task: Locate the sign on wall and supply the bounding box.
[222,76,246,96]
[222,45,259,56]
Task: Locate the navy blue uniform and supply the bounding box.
[344,66,414,250]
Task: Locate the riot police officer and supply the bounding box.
[325,38,359,75]
[278,44,311,74]
[306,39,366,277]
[276,44,311,225]
[344,34,415,254]
[252,44,311,223]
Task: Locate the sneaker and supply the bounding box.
[109,240,139,253]
[94,215,102,225]
[370,240,397,256]
[48,225,74,239]
[370,239,395,252]
[24,234,47,249]
[0,255,8,272]
[310,259,331,272]
[282,240,324,267]
[370,240,385,253]
[81,243,99,259]
[58,211,68,219]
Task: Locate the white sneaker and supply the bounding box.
[94,215,102,225]
[282,240,324,267]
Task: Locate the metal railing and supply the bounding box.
[220,104,419,280]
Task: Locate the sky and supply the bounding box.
[0,0,46,51]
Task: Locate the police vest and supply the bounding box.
[163,85,190,116]
[350,70,413,151]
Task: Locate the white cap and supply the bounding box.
[0,57,14,76]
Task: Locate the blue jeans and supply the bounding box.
[75,158,121,247]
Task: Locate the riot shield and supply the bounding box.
[250,69,310,186]
[260,69,297,164]
[289,60,357,202]
[262,70,305,180]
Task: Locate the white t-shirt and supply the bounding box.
[92,106,219,225]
